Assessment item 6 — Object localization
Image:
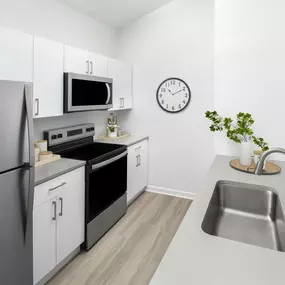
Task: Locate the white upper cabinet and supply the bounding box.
[64,45,89,74]
[64,45,107,77]
[107,59,133,110]
[0,26,33,82]
[33,37,64,118]
[88,52,107,77]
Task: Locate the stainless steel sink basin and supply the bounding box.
[201,181,285,251]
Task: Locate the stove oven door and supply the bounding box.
[86,149,127,226]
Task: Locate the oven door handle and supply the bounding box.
[92,150,128,171]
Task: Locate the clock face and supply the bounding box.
[156,78,191,113]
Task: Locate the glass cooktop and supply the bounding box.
[56,142,127,164]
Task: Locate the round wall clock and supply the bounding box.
[156,78,191,113]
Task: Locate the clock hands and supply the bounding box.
[167,88,173,95]
[172,89,183,96]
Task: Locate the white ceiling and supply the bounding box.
[58,0,174,28]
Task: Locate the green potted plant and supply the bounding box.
[205,111,269,166]
[107,125,117,138]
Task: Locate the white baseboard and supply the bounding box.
[146,185,196,200]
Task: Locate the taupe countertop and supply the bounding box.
[150,155,285,285]
[35,158,86,186]
[96,135,148,147]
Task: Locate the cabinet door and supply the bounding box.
[127,140,148,204]
[64,45,89,74]
[137,140,148,191]
[107,59,133,110]
[33,37,64,118]
[56,167,85,264]
[33,198,57,284]
[0,26,33,82]
[88,52,107,77]
[127,145,138,203]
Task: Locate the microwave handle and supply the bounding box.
[106,83,111,104]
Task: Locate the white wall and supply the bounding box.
[215,0,285,158]
[117,0,215,195]
[0,0,117,140]
[0,0,116,57]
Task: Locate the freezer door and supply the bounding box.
[0,80,34,172]
[0,166,34,285]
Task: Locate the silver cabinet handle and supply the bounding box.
[49,182,66,192]
[136,155,139,167]
[122,98,124,108]
[120,98,123,108]
[35,98,39,116]
[86,60,90,74]
[90,61,93,74]
[138,155,141,166]
[59,197,63,216]
[52,201,57,221]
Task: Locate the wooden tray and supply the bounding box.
[98,133,130,141]
[230,159,281,175]
[35,155,61,168]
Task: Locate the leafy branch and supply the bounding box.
[205,110,269,150]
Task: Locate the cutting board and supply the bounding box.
[230,159,281,175]
[35,155,61,168]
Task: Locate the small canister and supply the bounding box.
[39,151,53,161]
[36,140,48,152]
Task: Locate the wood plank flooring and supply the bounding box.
[48,192,192,285]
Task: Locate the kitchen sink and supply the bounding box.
[201,181,285,251]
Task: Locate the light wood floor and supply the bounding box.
[48,192,192,285]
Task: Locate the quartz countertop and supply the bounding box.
[35,158,86,186]
[95,135,148,147]
[150,155,285,285]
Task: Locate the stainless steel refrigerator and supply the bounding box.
[0,80,35,285]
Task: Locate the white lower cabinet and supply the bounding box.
[33,167,85,284]
[127,140,148,204]
[33,199,57,284]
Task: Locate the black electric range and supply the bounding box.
[44,124,128,250]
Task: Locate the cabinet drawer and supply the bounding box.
[34,168,84,208]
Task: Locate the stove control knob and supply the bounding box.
[57,134,63,138]
[51,135,57,140]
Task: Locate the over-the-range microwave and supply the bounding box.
[64,73,113,113]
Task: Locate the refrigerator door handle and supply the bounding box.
[22,167,34,243]
[24,85,35,166]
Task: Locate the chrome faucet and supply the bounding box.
[255,148,285,175]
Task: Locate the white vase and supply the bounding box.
[240,142,252,166]
[108,131,117,138]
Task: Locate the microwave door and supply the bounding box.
[65,73,113,113]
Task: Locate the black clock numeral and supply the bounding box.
[179,81,181,87]
[185,94,188,98]
[161,88,166,92]
[166,104,169,109]
[179,104,181,109]
[183,86,186,91]
[171,80,175,85]
[183,100,186,104]
[161,100,164,105]
[172,106,175,111]
[159,94,163,98]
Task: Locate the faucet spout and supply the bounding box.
[255,148,285,175]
